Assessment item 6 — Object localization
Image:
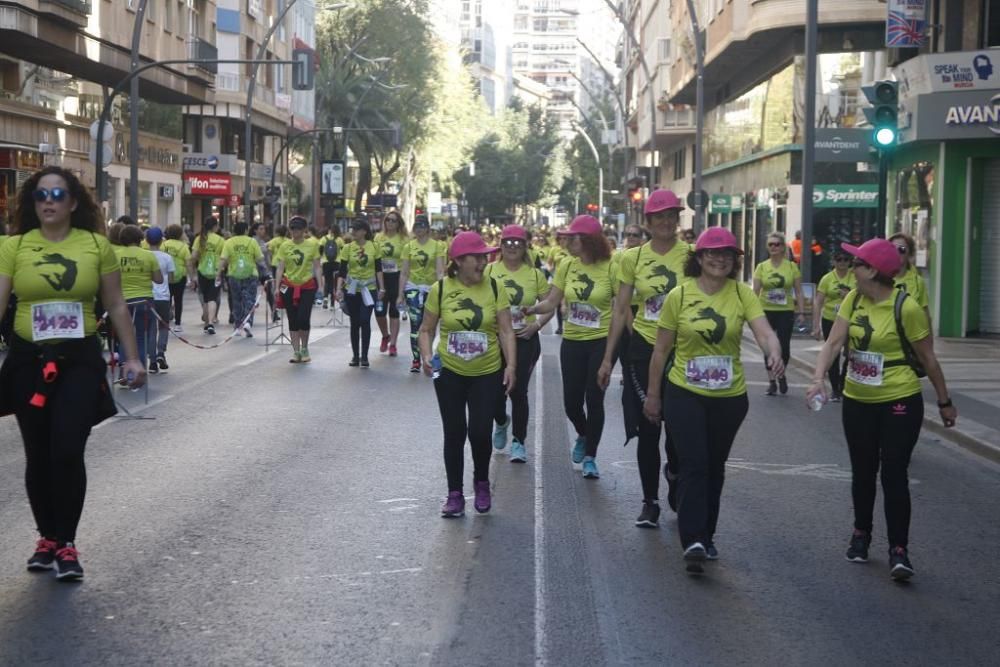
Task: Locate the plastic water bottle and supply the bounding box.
[810,394,825,412]
[431,354,442,379]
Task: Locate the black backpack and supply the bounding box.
[324,237,339,263]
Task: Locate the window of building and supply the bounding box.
[164,0,173,31]
[514,16,528,30]
[673,149,686,180]
[986,0,1000,46]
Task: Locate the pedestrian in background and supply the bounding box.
[337,218,384,368]
[888,232,932,334]
[0,165,146,580]
[527,215,614,479]
[267,225,289,323]
[420,231,516,517]
[811,249,856,401]
[218,222,265,338]
[188,216,224,335]
[274,216,322,363]
[644,228,782,573]
[114,224,163,380]
[144,227,175,373]
[374,211,406,356]
[487,224,553,463]
[162,224,191,333]
[398,214,445,373]
[753,232,804,395]
[320,225,343,309]
[806,238,956,581]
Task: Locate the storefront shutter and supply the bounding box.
[979,160,1000,334]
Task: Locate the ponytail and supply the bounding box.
[198,216,217,253]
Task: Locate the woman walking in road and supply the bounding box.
[162,223,191,333]
[806,239,956,581]
[889,232,932,332]
[274,216,323,363]
[267,225,289,323]
[419,231,516,517]
[144,227,175,373]
[644,227,783,573]
[114,224,164,378]
[0,165,146,580]
[753,232,804,395]
[811,249,856,401]
[487,224,553,463]
[217,222,265,337]
[398,214,445,373]
[374,211,406,356]
[599,190,690,526]
[337,218,384,368]
[188,216,224,335]
[527,215,614,479]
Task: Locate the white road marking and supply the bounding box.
[534,358,547,667]
[378,498,420,504]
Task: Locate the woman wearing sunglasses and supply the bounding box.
[889,232,932,334]
[374,211,407,356]
[644,228,783,573]
[811,250,856,401]
[599,192,690,527]
[753,232,804,395]
[0,166,147,580]
[806,239,956,581]
[486,224,553,463]
[337,218,385,368]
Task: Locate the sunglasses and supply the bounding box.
[33,187,68,203]
[767,241,782,247]
[894,245,908,255]
[625,232,643,238]
[703,248,737,260]
[501,239,525,247]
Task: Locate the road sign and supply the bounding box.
[88,144,113,166]
[89,120,114,142]
[687,189,709,211]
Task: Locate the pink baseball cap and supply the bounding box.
[841,238,903,277]
[449,231,498,260]
[557,215,602,236]
[644,189,683,215]
[695,227,744,255]
[501,224,527,241]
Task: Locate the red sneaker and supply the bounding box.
[27,538,58,571]
[388,344,398,357]
[379,336,389,353]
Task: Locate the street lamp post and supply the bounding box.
[128,0,148,223]
[573,123,603,218]
[684,0,706,232]
[800,0,819,285]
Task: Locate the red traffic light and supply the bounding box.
[631,191,643,202]
[586,203,597,212]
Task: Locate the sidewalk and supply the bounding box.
[783,333,1000,464]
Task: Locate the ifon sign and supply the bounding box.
[185,172,231,196]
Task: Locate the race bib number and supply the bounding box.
[685,355,734,391]
[381,259,398,273]
[847,350,884,386]
[511,306,527,331]
[447,331,489,361]
[568,302,601,328]
[32,301,85,342]
[644,293,666,321]
[766,289,787,305]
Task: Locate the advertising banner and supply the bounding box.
[812,184,878,209]
[886,0,928,48]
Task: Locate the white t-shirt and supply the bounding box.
[151,250,176,301]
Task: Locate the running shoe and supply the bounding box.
[683,542,707,574]
[635,501,660,528]
[205,324,216,335]
[765,380,777,396]
[272,313,281,323]
[54,543,84,581]
[26,538,58,571]
[492,415,510,450]
[172,325,183,333]
[299,350,311,363]
[705,542,719,561]
[571,437,586,464]
[349,357,360,367]
[322,297,329,310]
[157,356,169,371]
[148,360,159,375]
[846,530,871,563]
[380,336,389,353]
[830,393,842,403]
[410,360,421,373]
[889,547,915,581]
[441,491,465,518]
[228,314,235,324]
[360,358,370,368]
[510,439,527,463]
[243,324,253,338]
[778,375,788,394]
[290,351,302,364]
[582,457,600,479]
[388,344,398,357]
[232,327,242,338]
[473,480,491,513]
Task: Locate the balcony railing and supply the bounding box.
[41,0,91,15]
[188,37,218,74]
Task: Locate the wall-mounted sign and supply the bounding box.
[886,0,928,48]
[182,153,236,172]
[158,185,175,200]
[814,128,872,163]
[908,89,1000,141]
[321,161,344,196]
[895,50,999,99]
[185,172,231,196]
[114,135,181,169]
[812,184,878,209]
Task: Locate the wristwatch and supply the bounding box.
[937,398,953,408]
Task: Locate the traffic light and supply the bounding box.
[862,80,899,149]
[586,203,598,213]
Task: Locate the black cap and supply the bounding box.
[414,214,430,227]
[288,216,308,229]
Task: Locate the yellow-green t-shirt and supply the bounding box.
[618,241,692,345]
[425,276,511,376]
[342,240,382,283]
[268,237,289,268]
[554,257,614,341]
[817,269,857,321]
[277,237,321,285]
[161,239,191,284]
[375,233,405,273]
[401,238,444,286]
[659,280,765,398]
[222,235,264,280]
[753,258,801,312]
[0,229,119,342]
[193,232,225,277]
[115,245,159,300]
[895,265,929,309]
[486,261,550,330]
[838,288,930,403]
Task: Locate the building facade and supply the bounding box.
[458,0,514,114]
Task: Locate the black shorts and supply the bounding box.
[198,274,220,302]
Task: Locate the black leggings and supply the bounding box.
[345,291,374,359]
[662,382,749,548]
[434,367,503,492]
[322,262,339,301]
[559,337,607,457]
[495,334,541,443]
[626,334,679,501]
[765,310,794,368]
[169,280,186,326]
[283,287,317,331]
[821,317,845,396]
[842,393,923,548]
[375,272,401,319]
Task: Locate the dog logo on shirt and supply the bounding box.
[769,272,786,289]
[452,294,484,330]
[34,253,78,291]
[503,278,524,306]
[689,306,727,345]
[572,272,595,301]
[644,261,678,295]
[356,246,370,268]
[850,313,875,351]
[289,248,305,267]
[413,248,430,269]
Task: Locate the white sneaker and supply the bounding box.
[243,323,253,338]
[172,325,183,333]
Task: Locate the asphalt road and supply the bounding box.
[0,303,997,666]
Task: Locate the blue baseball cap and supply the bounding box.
[145,227,164,244]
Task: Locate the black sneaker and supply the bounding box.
[705,542,719,561]
[360,358,370,368]
[765,380,778,396]
[205,324,216,335]
[26,538,58,571]
[778,376,788,394]
[148,361,159,375]
[635,501,660,528]
[348,357,360,367]
[54,543,84,581]
[684,543,707,574]
[157,356,169,371]
[889,546,915,581]
[846,530,871,563]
